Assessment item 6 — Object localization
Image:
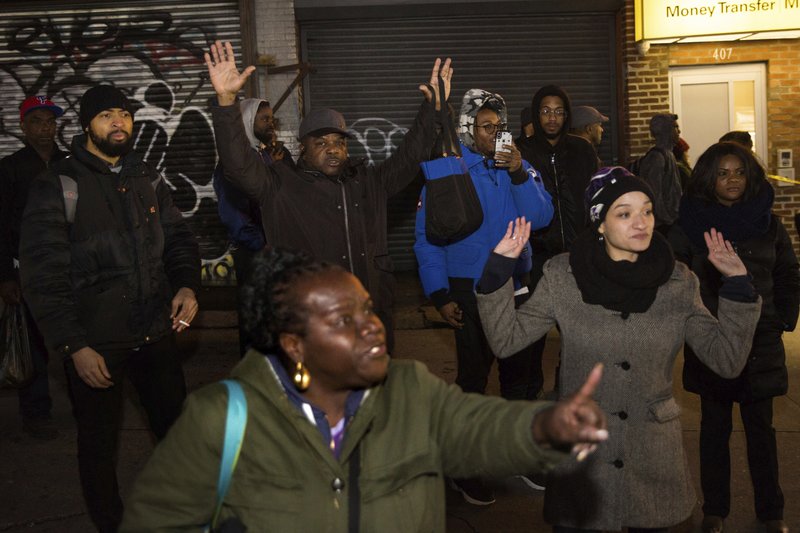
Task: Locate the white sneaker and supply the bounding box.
[517,474,546,491]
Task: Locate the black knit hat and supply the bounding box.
[79,85,134,129]
[585,166,655,227]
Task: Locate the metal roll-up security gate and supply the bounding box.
[301,13,618,271]
[0,0,244,285]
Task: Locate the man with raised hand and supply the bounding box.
[205,41,450,352]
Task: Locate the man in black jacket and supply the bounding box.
[0,96,68,439]
[205,41,450,351]
[517,85,599,402]
[19,85,201,533]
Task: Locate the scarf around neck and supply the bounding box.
[569,229,675,316]
[678,182,773,248]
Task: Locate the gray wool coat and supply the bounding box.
[476,254,762,530]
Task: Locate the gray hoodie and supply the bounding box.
[239,98,269,150]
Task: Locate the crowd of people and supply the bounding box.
[0,38,794,533]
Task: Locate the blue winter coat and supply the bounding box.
[414,144,553,299]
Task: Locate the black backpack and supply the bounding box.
[626,146,669,177]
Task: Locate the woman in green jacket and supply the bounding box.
[121,248,608,532]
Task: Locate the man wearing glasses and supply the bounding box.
[415,89,553,506]
[517,85,599,410]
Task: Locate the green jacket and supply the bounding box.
[121,353,566,532]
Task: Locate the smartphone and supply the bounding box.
[495,131,512,155]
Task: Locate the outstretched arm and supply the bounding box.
[206,41,278,201]
[375,57,453,197]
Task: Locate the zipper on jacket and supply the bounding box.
[551,153,566,250]
[339,179,355,273]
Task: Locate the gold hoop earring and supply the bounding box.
[293,361,310,392]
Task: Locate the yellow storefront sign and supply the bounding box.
[635,0,800,41]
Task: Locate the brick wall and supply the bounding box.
[254,0,301,156]
[622,0,800,251]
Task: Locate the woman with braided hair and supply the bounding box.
[122,247,608,532]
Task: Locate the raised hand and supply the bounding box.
[418,57,453,110]
[204,40,256,106]
[493,217,531,259]
[531,363,608,459]
[704,228,747,277]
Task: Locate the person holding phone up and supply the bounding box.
[414,88,553,506]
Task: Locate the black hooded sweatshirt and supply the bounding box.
[518,85,598,280]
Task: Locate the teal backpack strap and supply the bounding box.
[210,379,248,530]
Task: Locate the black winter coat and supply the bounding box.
[670,217,799,402]
[518,133,598,282]
[211,100,436,320]
[0,142,68,282]
[19,135,200,356]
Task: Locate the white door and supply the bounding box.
[669,63,767,164]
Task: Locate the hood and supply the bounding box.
[457,89,507,152]
[649,113,678,149]
[530,84,573,140]
[240,98,269,150]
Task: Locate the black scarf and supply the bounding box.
[569,229,675,316]
[678,182,773,249]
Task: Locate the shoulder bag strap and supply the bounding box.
[210,379,248,530]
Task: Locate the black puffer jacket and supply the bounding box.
[670,191,799,402]
[0,142,68,282]
[518,85,598,282]
[19,135,200,356]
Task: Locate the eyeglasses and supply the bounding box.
[474,123,507,135]
[539,108,567,117]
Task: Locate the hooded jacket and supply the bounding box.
[212,98,293,252]
[19,135,200,356]
[518,85,598,278]
[414,90,553,305]
[121,353,567,532]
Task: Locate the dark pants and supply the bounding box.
[449,281,539,400]
[231,245,259,357]
[18,300,52,419]
[64,334,187,533]
[553,526,669,533]
[699,396,784,521]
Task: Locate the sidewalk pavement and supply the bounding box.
[0,271,798,532]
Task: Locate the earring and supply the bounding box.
[598,234,604,242]
[293,361,310,392]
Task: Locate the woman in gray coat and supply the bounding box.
[476,167,762,532]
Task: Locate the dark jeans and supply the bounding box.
[553,526,669,533]
[231,245,259,357]
[64,334,187,533]
[449,281,539,400]
[17,300,52,419]
[700,396,784,521]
